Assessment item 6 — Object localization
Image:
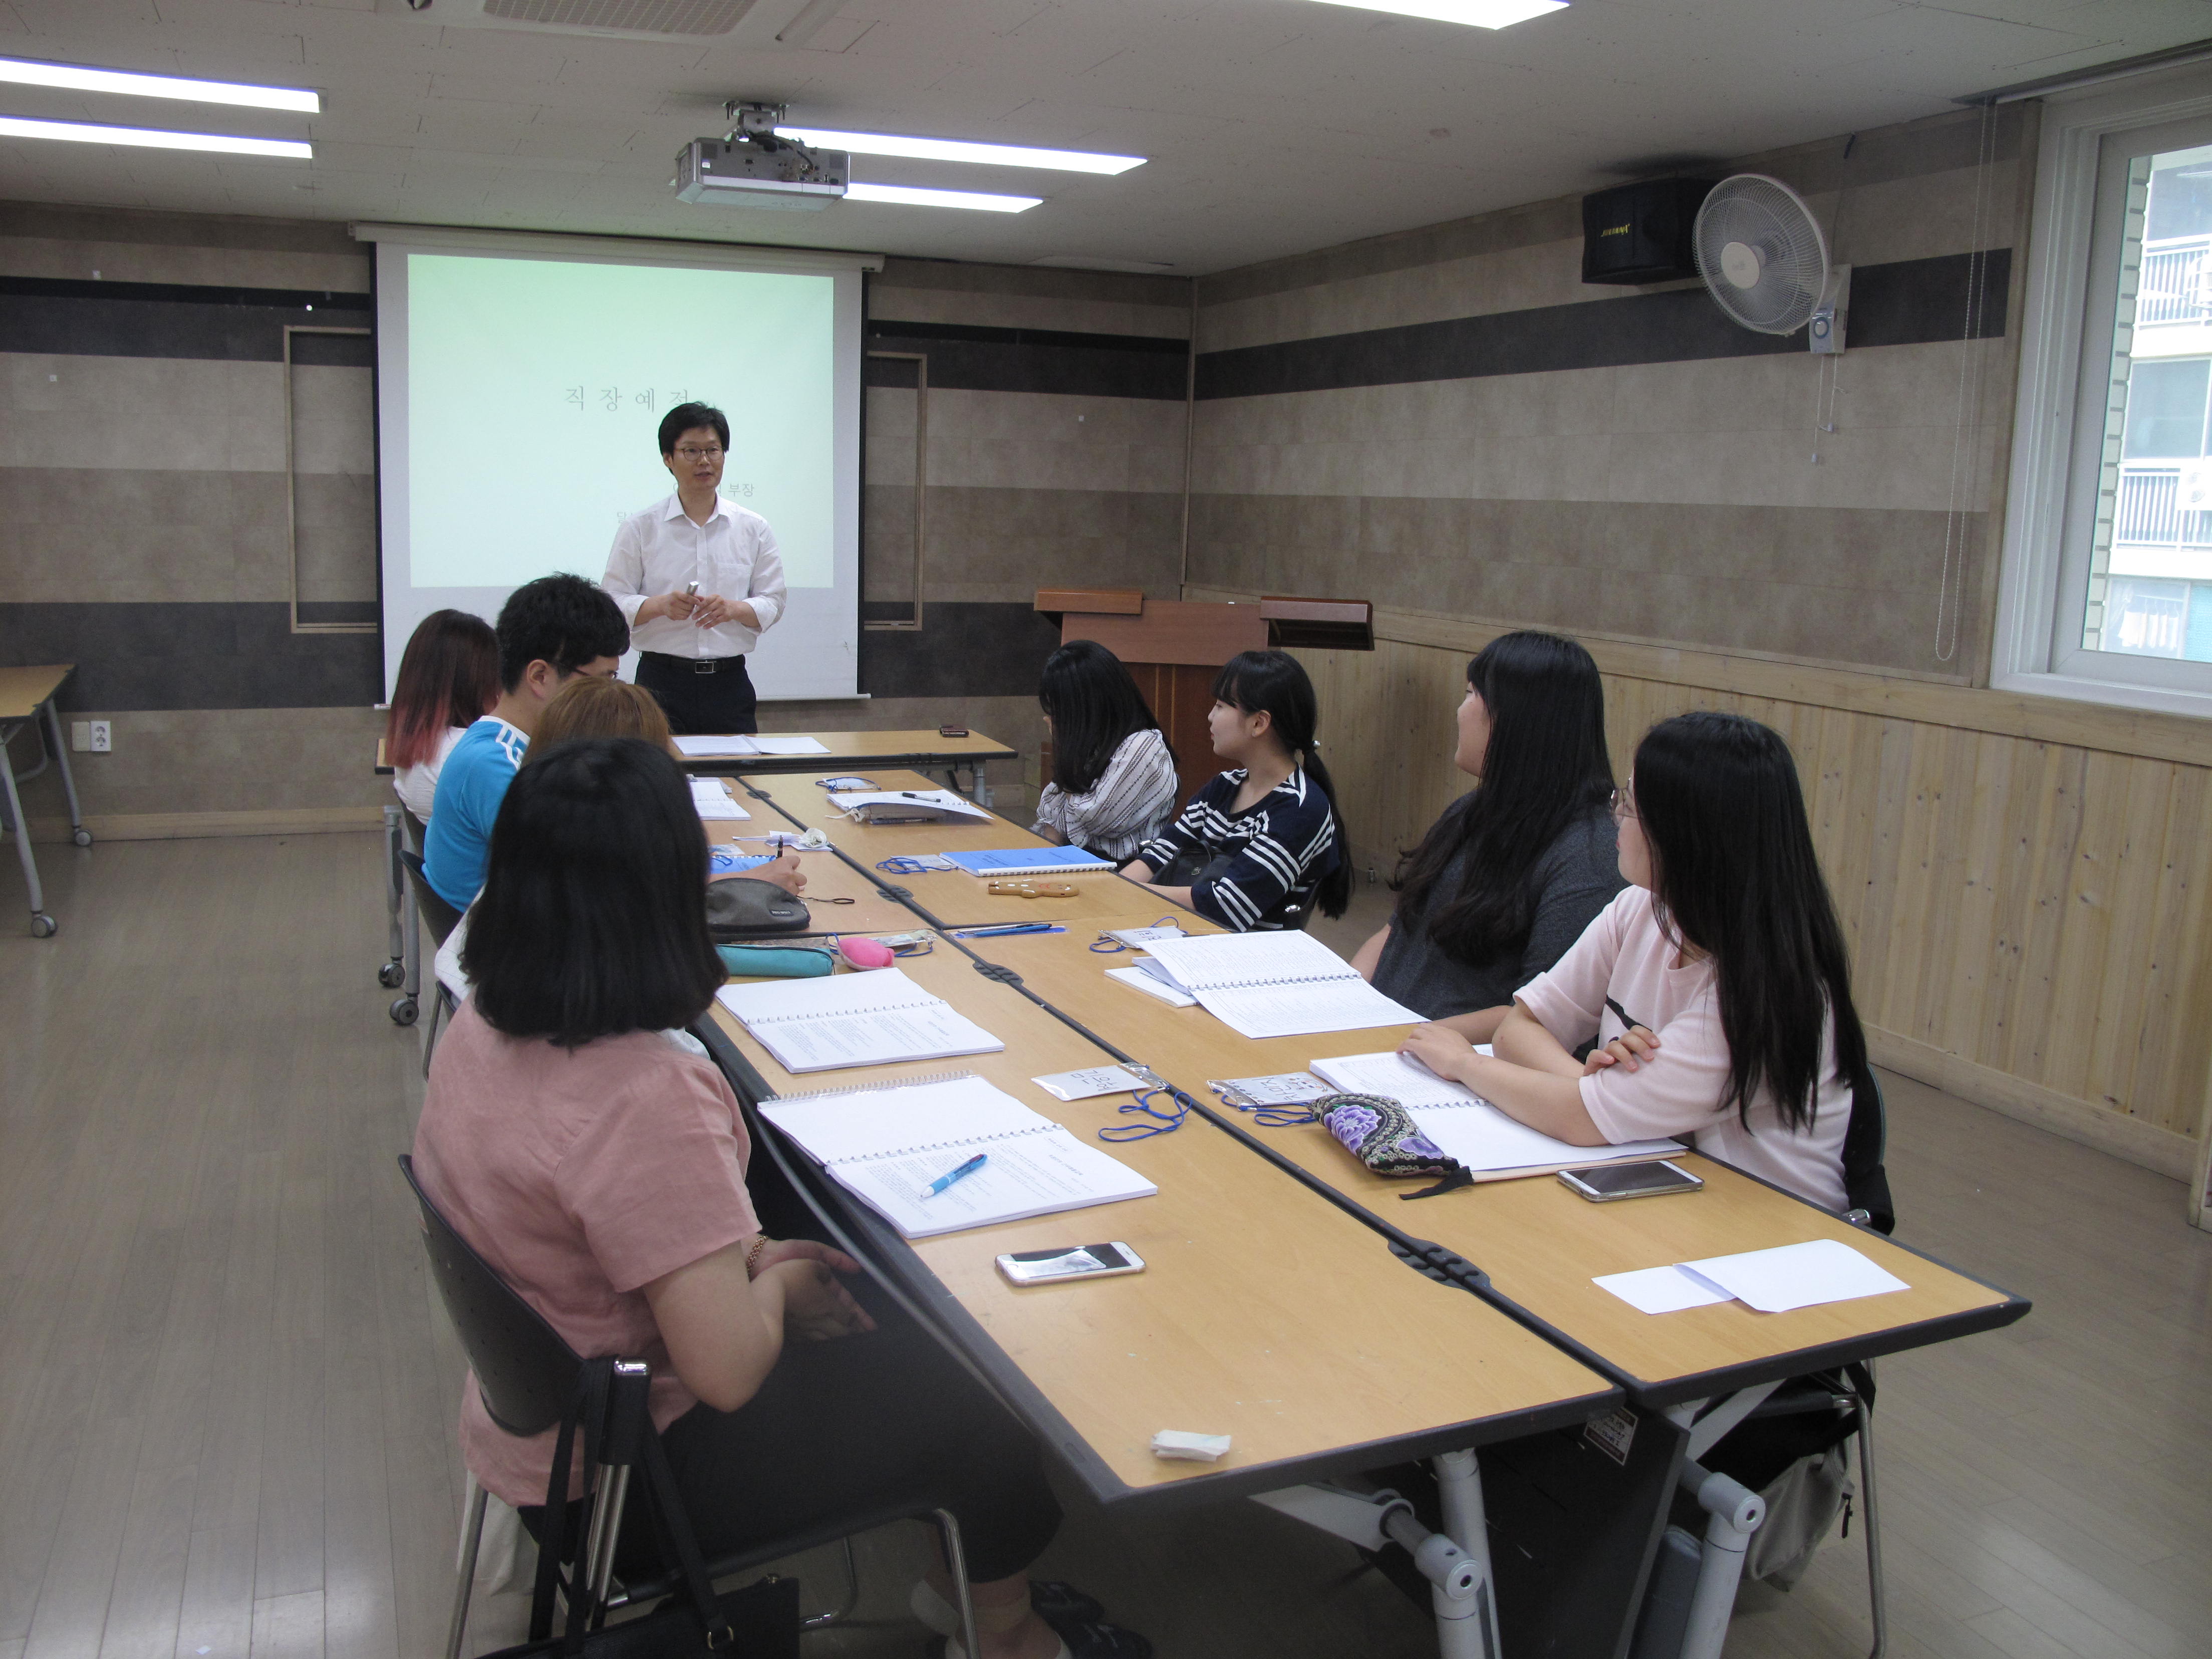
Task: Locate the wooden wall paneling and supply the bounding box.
[2141,767,2212,1130]
[1949,730,2015,1065]
[2079,755,2169,1119]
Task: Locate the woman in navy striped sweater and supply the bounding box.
[1121,650,1350,931]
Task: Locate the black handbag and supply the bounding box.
[704,877,808,938]
[485,1359,800,1659]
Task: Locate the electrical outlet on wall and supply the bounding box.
[89,720,112,753]
[70,722,90,752]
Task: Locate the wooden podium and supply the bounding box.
[1034,589,1373,804]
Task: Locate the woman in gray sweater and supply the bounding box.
[1350,631,1624,1037]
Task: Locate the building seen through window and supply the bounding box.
[2093,142,2212,662]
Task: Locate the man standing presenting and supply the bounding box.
[602,402,787,735]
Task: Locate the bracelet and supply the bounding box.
[745,1235,770,1279]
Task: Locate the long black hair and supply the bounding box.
[467,738,724,1047]
[1630,711,1867,1133]
[1039,640,1167,794]
[1212,649,1350,919]
[1391,631,1613,961]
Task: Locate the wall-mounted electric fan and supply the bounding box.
[1693,174,1849,352]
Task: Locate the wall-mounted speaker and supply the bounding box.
[1580,178,1715,286]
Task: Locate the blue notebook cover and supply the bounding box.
[941,846,1115,876]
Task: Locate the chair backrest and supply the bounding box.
[1842,1066,1895,1235]
[397,1154,581,1437]
[398,848,465,947]
[401,806,427,858]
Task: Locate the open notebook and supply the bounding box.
[716,967,1004,1073]
[941,846,1114,876]
[827,788,994,826]
[1137,931,1419,1039]
[673,734,832,757]
[760,1073,1156,1239]
[689,778,750,820]
[1310,1052,1684,1180]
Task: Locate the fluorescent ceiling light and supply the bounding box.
[781,126,1142,175]
[0,116,312,159]
[0,56,320,113]
[843,180,1041,212]
[1307,0,1566,27]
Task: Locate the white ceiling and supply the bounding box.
[0,0,2204,276]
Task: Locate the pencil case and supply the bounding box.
[1319,1094,1461,1179]
[716,942,836,979]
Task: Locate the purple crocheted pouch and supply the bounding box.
[1318,1093,1462,1179]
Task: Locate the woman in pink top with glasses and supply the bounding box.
[1399,711,1866,1212]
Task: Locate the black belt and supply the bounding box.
[642,652,746,676]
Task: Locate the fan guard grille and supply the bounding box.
[1693,174,1829,335]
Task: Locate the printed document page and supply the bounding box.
[831,1129,1156,1239]
[717,970,1005,1072]
[760,1076,1047,1166]
[690,779,750,819]
[674,735,760,757]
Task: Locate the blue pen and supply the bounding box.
[956,923,1065,939]
[924,1153,988,1198]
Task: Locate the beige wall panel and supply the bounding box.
[0,468,291,604]
[294,473,378,605]
[1288,632,2211,1169]
[869,283,1189,340]
[287,364,374,476]
[0,236,368,292]
[0,354,287,472]
[11,706,388,824]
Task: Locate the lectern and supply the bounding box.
[1034,589,1373,805]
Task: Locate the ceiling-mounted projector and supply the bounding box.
[674,101,847,210]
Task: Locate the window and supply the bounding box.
[1997,68,2212,714]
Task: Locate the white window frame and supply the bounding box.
[1996,66,2212,716]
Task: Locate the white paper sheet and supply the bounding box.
[674,734,758,756]
[1592,1265,1734,1315]
[1681,1238,1911,1313]
[1108,966,1197,1007]
[747,735,830,755]
[689,778,750,820]
[1594,1239,1910,1316]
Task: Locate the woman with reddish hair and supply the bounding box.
[386,609,499,822]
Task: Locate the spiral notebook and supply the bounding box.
[940,845,1115,877]
[1310,1051,1683,1179]
[674,734,832,757]
[1136,931,1420,1040]
[760,1073,1156,1238]
[715,967,1005,1072]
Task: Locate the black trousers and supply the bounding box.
[520,1284,1063,1587]
[636,652,758,735]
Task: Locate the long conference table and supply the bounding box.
[688,763,2027,1658]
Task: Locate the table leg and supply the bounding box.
[0,719,54,936]
[40,696,90,847]
[380,806,407,987]
[1432,1449,1502,1659]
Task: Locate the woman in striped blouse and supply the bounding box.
[1122,650,1350,932]
[1031,641,1179,863]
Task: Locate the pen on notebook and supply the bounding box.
[955,923,1065,938]
[923,1153,987,1198]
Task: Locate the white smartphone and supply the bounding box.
[995,1242,1146,1285]
[1558,1161,1705,1202]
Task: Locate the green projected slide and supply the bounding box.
[405,253,837,589]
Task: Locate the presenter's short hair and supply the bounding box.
[659,402,730,455]
[494,574,630,691]
[466,737,722,1046]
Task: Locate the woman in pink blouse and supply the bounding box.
[1399,711,1867,1211]
[413,738,1147,1659]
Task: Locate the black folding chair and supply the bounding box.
[396,1156,980,1659]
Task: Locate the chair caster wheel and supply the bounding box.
[378,961,406,988]
[390,996,419,1026]
[31,913,57,938]
[72,828,92,848]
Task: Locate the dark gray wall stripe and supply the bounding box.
[1195,248,2010,401]
[858,602,1062,698]
[291,333,375,368]
[0,275,370,310]
[0,287,373,364]
[865,319,1188,400]
[0,603,380,711]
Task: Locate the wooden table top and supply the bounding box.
[0,665,72,722]
[707,943,1616,1503]
[702,812,920,935]
[970,915,2027,1404]
[738,769,1189,929]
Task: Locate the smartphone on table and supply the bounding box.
[1557,1161,1704,1202]
[995,1242,1145,1284]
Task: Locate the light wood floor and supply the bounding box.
[1,837,2205,1659]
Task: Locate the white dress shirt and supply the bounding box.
[602,492,787,659]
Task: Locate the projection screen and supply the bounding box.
[363,226,876,701]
